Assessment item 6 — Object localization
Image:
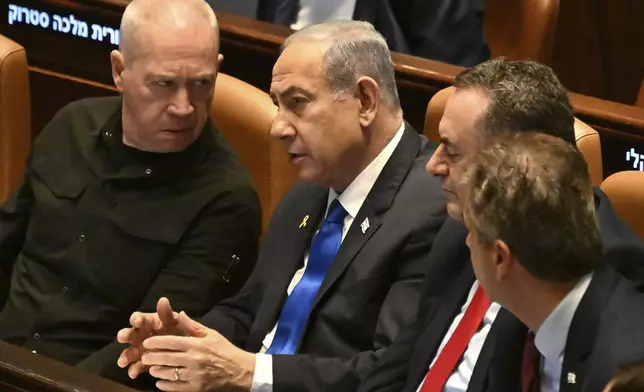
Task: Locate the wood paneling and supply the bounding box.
[552,0,644,105]
[0,342,136,392]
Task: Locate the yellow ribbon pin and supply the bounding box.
[299,215,310,228]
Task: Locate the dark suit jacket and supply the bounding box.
[358,188,644,392]
[200,124,447,391]
[256,0,490,67]
[486,264,644,392]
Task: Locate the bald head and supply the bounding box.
[119,0,219,64]
[110,0,224,153]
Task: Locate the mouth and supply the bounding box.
[288,153,306,163]
[162,128,191,134]
[442,188,458,198]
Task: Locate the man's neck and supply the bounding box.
[504,279,578,332]
[334,114,403,191]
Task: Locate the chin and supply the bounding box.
[446,202,464,221]
[296,166,327,186]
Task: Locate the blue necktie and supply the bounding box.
[267,199,348,355]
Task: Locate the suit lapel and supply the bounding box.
[560,265,621,392]
[476,308,527,392]
[308,124,421,313]
[406,265,476,390]
[248,186,328,349]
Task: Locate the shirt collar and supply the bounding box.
[327,121,406,217]
[534,273,593,362]
[98,99,213,179]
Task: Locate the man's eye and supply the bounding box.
[194,79,212,87]
[293,96,307,105]
[155,80,172,87]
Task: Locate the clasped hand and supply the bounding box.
[117,297,256,391]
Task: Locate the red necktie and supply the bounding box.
[522,333,541,392]
[419,286,491,392]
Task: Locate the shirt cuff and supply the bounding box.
[251,353,273,392]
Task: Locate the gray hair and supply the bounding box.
[283,20,401,111]
[462,132,602,282]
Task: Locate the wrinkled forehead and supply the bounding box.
[439,88,490,149]
[270,42,330,95]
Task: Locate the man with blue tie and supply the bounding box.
[115,20,447,392]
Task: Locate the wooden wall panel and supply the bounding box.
[552,0,644,105]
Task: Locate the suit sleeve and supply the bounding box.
[403,0,490,66]
[270,213,444,392]
[356,306,427,392]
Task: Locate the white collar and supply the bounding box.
[327,121,406,218]
[534,273,593,362]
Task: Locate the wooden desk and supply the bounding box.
[0,341,136,392]
[1,1,643,178]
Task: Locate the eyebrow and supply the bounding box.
[147,73,215,81]
[270,86,310,100]
[439,136,452,147]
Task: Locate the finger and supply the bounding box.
[155,380,192,392]
[141,351,192,368]
[117,346,141,368]
[143,335,193,351]
[128,360,150,379]
[117,327,143,344]
[131,311,164,330]
[157,297,179,327]
[176,312,208,338]
[149,365,189,382]
[118,326,152,347]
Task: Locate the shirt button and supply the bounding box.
[32,350,37,354]
[145,168,152,175]
[61,286,68,294]
[78,234,86,242]
[33,333,40,340]
[105,131,112,137]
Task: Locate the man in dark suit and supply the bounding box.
[116,20,447,392]
[256,0,490,67]
[357,58,644,392]
[460,132,644,392]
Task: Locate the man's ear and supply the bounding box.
[216,53,224,72]
[110,50,126,92]
[493,240,514,282]
[355,76,380,128]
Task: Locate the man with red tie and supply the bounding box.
[357,58,644,392]
[459,132,644,392]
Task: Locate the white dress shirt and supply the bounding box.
[417,281,502,392]
[534,273,593,392]
[251,122,406,392]
[290,0,358,30]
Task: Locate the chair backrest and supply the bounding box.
[600,171,644,238]
[484,0,560,64]
[0,34,31,203]
[211,73,297,234]
[424,86,604,186]
[636,77,644,107]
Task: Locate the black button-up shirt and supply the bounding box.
[0,97,261,366]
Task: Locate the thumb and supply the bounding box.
[177,311,209,338]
